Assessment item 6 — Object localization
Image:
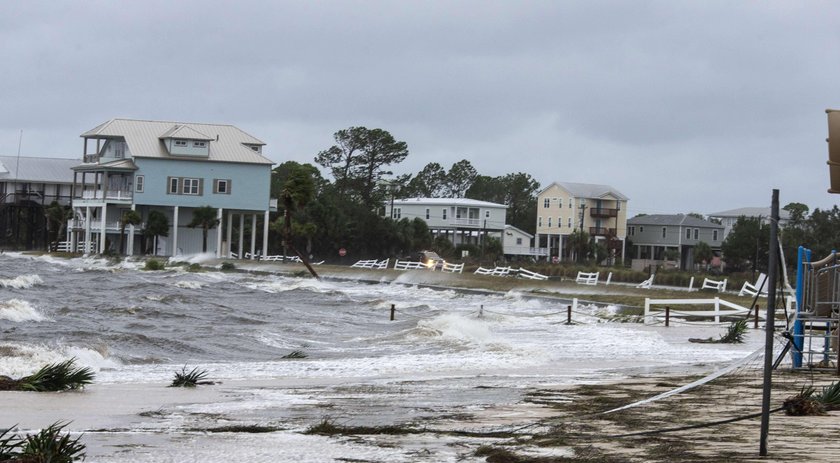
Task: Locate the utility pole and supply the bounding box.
[759,190,779,456]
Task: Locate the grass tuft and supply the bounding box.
[718,319,748,343]
[281,350,307,359]
[1,422,86,462]
[169,366,213,387]
[784,386,826,416]
[143,259,165,271]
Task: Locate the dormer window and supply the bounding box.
[174,140,188,147]
[193,141,206,148]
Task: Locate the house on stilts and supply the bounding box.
[69,118,276,257]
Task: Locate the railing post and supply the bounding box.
[665,306,670,327]
[688,276,694,291]
[390,304,395,321]
[714,297,720,323]
[644,298,650,324]
[754,304,760,329]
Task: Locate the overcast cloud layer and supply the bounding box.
[2,1,839,216]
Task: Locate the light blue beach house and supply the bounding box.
[70,118,276,257]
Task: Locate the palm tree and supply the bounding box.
[43,201,73,251]
[188,206,219,253]
[568,229,591,263]
[118,210,143,255]
[143,211,169,255]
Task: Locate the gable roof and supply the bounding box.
[504,224,534,239]
[81,118,272,165]
[540,181,629,201]
[0,156,78,184]
[628,214,723,228]
[708,207,791,220]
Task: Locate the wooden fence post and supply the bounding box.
[390,304,395,321]
[665,306,670,327]
[567,305,572,325]
[754,304,760,329]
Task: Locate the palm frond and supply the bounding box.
[817,381,840,409]
[20,421,86,462]
[169,366,211,387]
[18,358,94,392]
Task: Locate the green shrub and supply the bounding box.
[144,259,165,271]
[220,262,236,271]
[169,366,212,387]
[0,422,86,462]
[187,263,202,272]
[0,358,94,392]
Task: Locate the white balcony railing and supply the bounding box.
[80,190,133,201]
[452,218,481,226]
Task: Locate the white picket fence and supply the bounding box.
[575,271,599,285]
[701,278,728,292]
[518,267,548,281]
[439,262,464,273]
[644,297,755,325]
[474,266,513,276]
[351,258,390,269]
[393,259,427,270]
[636,274,655,289]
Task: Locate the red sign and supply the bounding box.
[338,248,347,257]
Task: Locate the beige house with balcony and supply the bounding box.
[535,181,629,262]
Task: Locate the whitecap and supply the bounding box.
[0,299,49,322]
[0,274,43,289]
[174,280,203,289]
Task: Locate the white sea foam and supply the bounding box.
[170,252,217,264]
[174,280,203,289]
[0,342,121,378]
[0,299,49,322]
[0,274,43,289]
[415,313,495,346]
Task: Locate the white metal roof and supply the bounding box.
[0,156,78,184]
[708,207,791,220]
[81,118,272,165]
[392,197,508,208]
[628,214,723,228]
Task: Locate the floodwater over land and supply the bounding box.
[0,253,764,462]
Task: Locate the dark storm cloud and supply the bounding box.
[2,1,840,214]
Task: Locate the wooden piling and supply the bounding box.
[754,304,760,329]
[567,305,572,325]
[390,304,395,321]
[665,306,670,327]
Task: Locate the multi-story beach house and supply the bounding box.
[384,197,507,248]
[627,214,724,271]
[70,118,275,257]
[535,181,629,262]
[0,155,78,250]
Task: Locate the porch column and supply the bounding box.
[128,204,136,256]
[84,206,91,254]
[99,205,107,254]
[250,214,257,259]
[558,234,564,262]
[172,206,179,256]
[215,208,223,258]
[69,208,77,252]
[262,210,269,258]
[621,239,626,263]
[226,211,233,258]
[238,214,245,260]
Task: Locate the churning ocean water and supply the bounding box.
[0,253,762,462]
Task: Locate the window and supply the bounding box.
[543,198,550,208]
[568,217,572,228]
[548,217,552,228]
[174,140,188,147]
[640,226,644,233]
[214,179,231,194]
[662,227,667,238]
[713,230,719,241]
[485,210,490,218]
[538,217,543,227]
[694,228,699,240]
[569,199,573,209]
[558,198,563,208]
[686,228,691,239]
[425,208,430,220]
[442,208,447,220]
[169,177,179,194]
[193,141,207,148]
[629,226,635,236]
[183,178,200,195]
[249,145,260,152]
[135,175,144,193]
[558,217,562,228]
[393,207,401,219]
[516,238,523,245]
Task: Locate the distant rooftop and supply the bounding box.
[541,181,629,201]
[708,207,791,220]
[0,156,78,183]
[392,197,507,208]
[628,214,723,228]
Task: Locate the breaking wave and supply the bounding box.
[0,274,43,289]
[0,299,49,322]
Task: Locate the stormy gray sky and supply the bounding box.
[2,1,839,216]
